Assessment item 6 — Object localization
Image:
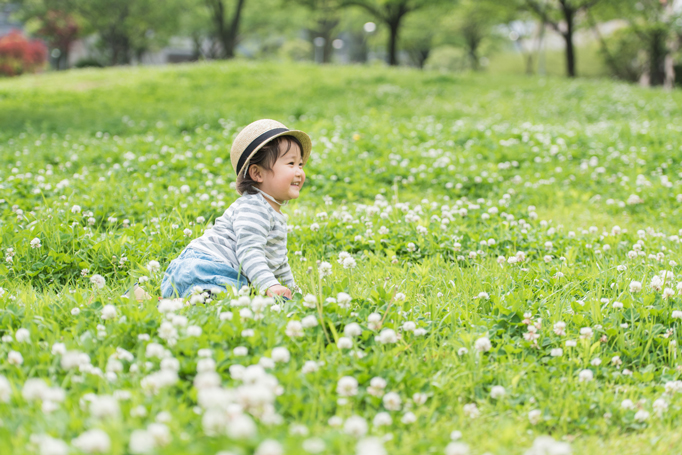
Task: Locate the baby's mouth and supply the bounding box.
[291,182,301,187]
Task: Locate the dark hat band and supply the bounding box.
[236,127,289,176]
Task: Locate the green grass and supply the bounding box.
[0,61,681,455]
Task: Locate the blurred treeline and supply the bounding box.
[3,0,682,86]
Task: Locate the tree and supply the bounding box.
[11,0,81,70]
[591,0,681,87]
[203,0,247,59]
[288,0,341,63]
[69,0,183,66]
[523,0,602,77]
[442,0,516,71]
[36,10,79,69]
[399,3,454,68]
[340,0,441,66]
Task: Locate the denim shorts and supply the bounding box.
[160,248,250,298]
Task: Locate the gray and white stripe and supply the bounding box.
[187,192,295,291]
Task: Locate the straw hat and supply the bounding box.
[230,119,312,177]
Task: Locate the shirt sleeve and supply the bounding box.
[232,203,280,291]
[274,258,296,290]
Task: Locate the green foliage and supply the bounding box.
[0,62,682,454]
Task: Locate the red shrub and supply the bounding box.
[0,30,48,77]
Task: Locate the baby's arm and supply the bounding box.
[274,258,296,291]
[233,209,280,292]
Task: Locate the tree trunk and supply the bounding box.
[387,19,401,66]
[649,29,666,86]
[223,0,246,59]
[561,4,576,77]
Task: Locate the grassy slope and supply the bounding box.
[1,62,682,454]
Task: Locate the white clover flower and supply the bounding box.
[565,340,577,347]
[158,322,178,343]
[528,409,542,425]
[578,369,594,382]
[550,348,563,357]
[445,442,470,455]
[8,350,23,365]
[579,327,593,339]
[591,357,601,366]
[22,378,48,401]
[490,385,506,399]
[319,261,332,278]
[285,320,304,338]
[233,346,248,357]
[343,415,368,437]
[302,361,319,374]
[621,399,635,410]
[412,392,428,405]
[344,322,362,337]
[368,313,382,330]
[402,321,416,332]
[146,261,161,273]
[183,228,192,236]
[414,328,427,336]
[302,438,325,454]
[629,281,642,293]
[129,429,154,454]
[0,375,11,402]
[303,294,318,308]
[663,288,675,299]
[672,311,682,319]
[89,395,120,419]
[376,328,397,344]
[337,337,353,350]
[367,377,387,397]
[302,315,319,328]
[254,439,283,455]
[463,403,479,419]
[653,398,668,415]
[613,301,623,309]
[101,305,117,321]
[401,411,417,424]
[382,391,402,411]
[72,429,111,454]
[38,437,69,455]
[187,325,202,337]
[336,376,358,397]
[634,409,650,422]
[337,292,352,307]
[90,274,106,289]
[356,438,386,455]
[553,321,566,336]
[271,347,290,363]
[15,328,30,343]
[157,298,183,314]
[30,237,41,248]
[474,336,491,352]
[373,411,392,427]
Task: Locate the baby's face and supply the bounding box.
[260,141,306,202]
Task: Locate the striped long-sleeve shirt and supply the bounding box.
[186,192,295,291]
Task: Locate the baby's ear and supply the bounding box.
[249,165,264,183]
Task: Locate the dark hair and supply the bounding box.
[236,135,304,195]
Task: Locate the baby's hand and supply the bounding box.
[267,285,292,299]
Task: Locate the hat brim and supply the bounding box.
[236,130,312,176]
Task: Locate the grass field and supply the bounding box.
[1,61,682,455]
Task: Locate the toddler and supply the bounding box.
[160,119,311,299]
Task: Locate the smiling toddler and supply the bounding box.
[160,119,311,299]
